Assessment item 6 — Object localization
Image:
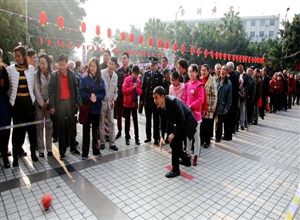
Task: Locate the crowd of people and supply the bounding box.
[0,46,299,178]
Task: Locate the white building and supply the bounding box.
[166,15,280,42]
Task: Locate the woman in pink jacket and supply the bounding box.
[182,64,204,166]
[122,65,143,145]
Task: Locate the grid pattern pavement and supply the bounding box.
[0,106,299,219]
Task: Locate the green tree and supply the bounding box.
[0,0,26,63]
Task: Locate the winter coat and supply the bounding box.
[79,74,106,115]
[216,77,232,115]
[122,75,143,108]
[201,75,217,119]
[182,80,204,122]
[169,83,185,98]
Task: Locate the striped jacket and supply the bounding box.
[7,64,35,106]
[202,75,218,119]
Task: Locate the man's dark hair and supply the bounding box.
[121,52,129,58]
[153,86,165,96]
[177,58,188,70]
[26,49,36,57]
[132,65,140,74]
[109,57,118,65]
[75,61,81,69]
[162,56,168,62]
[58,54,68,63]
[104,50,111,56]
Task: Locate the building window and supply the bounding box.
[259,31,264,37]
[270,20,275,26]
[250,31,255,37]
[269,31,274,37]
[260,20,265,26]
[251,20,255,26]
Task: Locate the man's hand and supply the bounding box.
[168,133,175,144]
[159,137,165,152]
[50,108,55,115]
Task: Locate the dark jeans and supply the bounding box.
[228,106,238,135]
[12,115,37,161]
[0,120,11,164]
[200,118,214,145]
[57,99,76,156]
[170,131,190,172]
[247,100,254,124]
[115,98,124,133]
[138,102,143,114]
[145,104,159,141]
[123,107,139,140]
[82,113,100,157]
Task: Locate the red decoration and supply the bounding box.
[219,52,223,60]
[91,46,95,51]
[129,33,134,44]
[215,52,219,59]
[190,46,195,55]
[68,42,72,49]
[82,45,85,50]
[239,55,242,62]
[138,35,143,45]
[157,39,162,49]
[76,44,80,49]
[210,50,214,58]
[196,48,201,56]
[164,41,169,49]
[232,55,236,61]
[61,41,65,48]
[223,53,227,60]
[147,52,150,57]
[121,32,126,42]
[148,37,153,47]
[40,11,47,27]
[39,38,44,45]
[173,43,178,51]
[112,48,116,54]
[136,51,139,56]
[227,54,231,60]
[262,58,265,63]
[248,57,251,63]
[47,39,51,46]
[57,16,64,30]
[181,45,186,54]
[96,25,100,36]
[143,52,146,57]
[204,49,208,57]
[118,49,121,54]
[107,28,112,38]
[81,22,86,33]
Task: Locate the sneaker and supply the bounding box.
[39,153,44,158]
[47,152,53,156]
[109,145,118,151]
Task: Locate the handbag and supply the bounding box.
[79,103,91,124]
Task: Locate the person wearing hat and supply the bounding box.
[141,57,164,145]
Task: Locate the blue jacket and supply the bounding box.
[216,77,232,115]
[79,74,106,115]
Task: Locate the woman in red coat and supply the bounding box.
[287,72,297,108]
[122,65,143,145]
[269,73,279,113]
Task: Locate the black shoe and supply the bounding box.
[221,137,231,141]
[39,153,44,158]
[53,138,58,143]
[144,139,151,143]
[241,126,245,130]
[13,159,18,167]
[179,159,191,167]
[47,152,53,156]
[154,140,159,145]
[100,144,105,150]
[31,155,38,162]
[115,132,121,140]
[215,139,221,143]
[60,154,65,160]
[135,139,140,145]
[71,149,80,155]
[19,149,27,157]
[165,170,180,178]
[252,122,257,125]
[109,145,118,151]
[126,139,130,145]
[4,163,10,169]
[204,144,210,148]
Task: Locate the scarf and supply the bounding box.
[132,78,137,103]
[15,63,26,72]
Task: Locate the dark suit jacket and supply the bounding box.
[228,70,239,108]
[157,95,197,140]
[262,75,270,96]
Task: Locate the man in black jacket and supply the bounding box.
[49,54,80,159]
[260,67,270,119]
[153,86,196,178]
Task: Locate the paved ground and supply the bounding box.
[0,105,299,220]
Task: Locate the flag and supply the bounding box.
[197,8,202,15]
[212,6,217,15]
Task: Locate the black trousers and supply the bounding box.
[223,113,232,140]
[57,99,76,156]
[228,106,238,135]
[145,104,159,141]
[260,95,267,117]
[138,102,143,114]
[0,120,11,164]
[200,118,214,145]
[247,100,254,124]
[82,113,100,157]
[12,115,37,160]
[170,131,190,172]
[123,107,139,140]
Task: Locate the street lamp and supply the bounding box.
[175,6,182,44]
[282,7,290,52]
[25,0,30,45]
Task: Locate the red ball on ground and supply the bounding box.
[41,194,52,210]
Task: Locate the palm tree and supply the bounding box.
[218,11,246,37]
[143,17,165,47]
